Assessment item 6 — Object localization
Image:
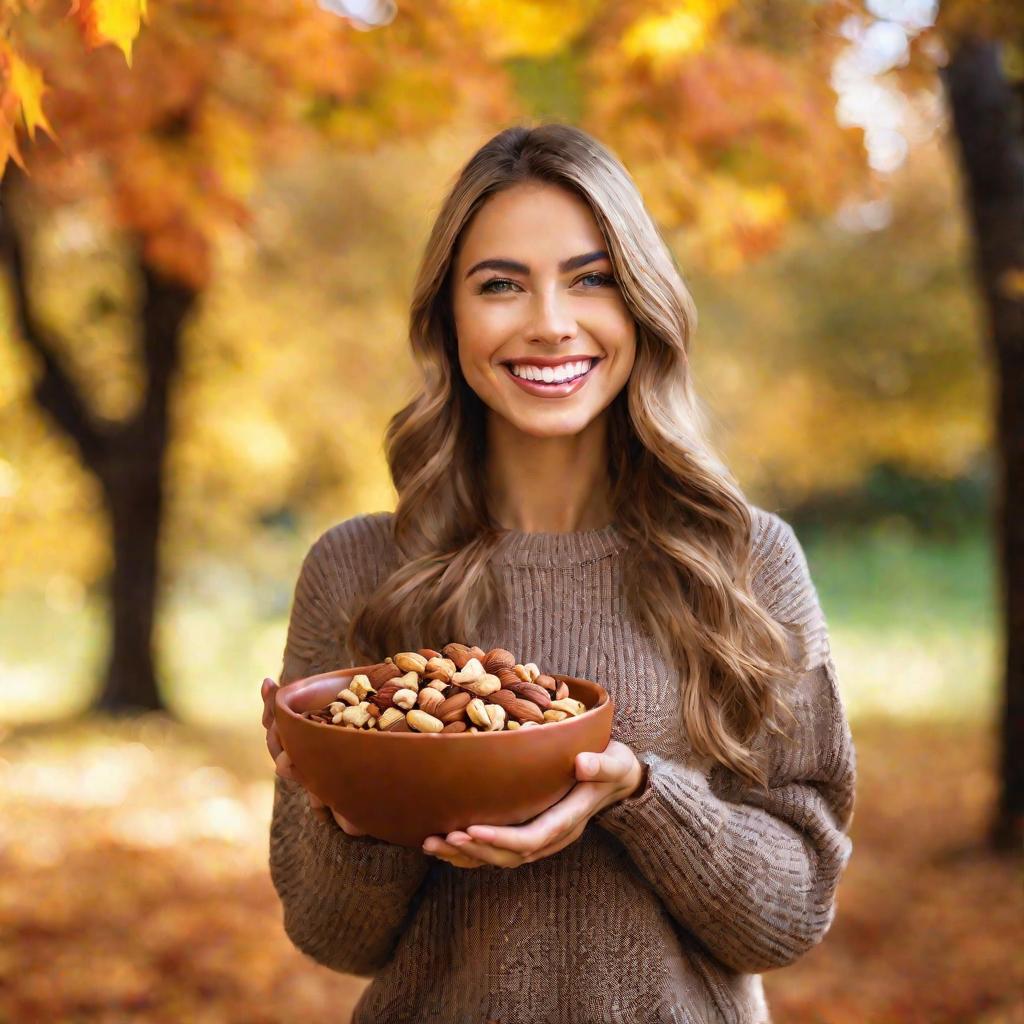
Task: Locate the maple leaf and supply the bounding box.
[0,39,56,175]
[66,0,149,67]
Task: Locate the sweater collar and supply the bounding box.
[490,522,627,567]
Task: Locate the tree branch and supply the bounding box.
[0,164,109,472]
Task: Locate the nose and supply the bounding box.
[526,285,578,345]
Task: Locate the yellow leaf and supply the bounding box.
[67,0,149,67]
[739,182,789,228]
[8,48,55,142]
[622,3,732,75]
[198,101,256,203]
[450,0,600,60]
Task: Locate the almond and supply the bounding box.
[508,698,544,725]
[417,688,445,714]
[555,681,569,701]
[368,662,401,687]
[483,648,516,673]
[418,647,442,660]
[486,688,517,712]
[497,668,522,689]
[536,674,558,693]
[437,691,472,723]
[442,720,468,733]
[442,642,474,669]
[371,683,402,710]
[383,714,412,732]
[511,681,552,710]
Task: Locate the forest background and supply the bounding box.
[0,0,1021,1020]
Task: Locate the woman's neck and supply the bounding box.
[485,417,613,533]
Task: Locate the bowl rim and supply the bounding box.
[276,667,611,737]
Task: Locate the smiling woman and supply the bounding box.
[265,122,855,1024]
[451,182,637,455]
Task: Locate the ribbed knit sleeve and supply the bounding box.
[592,512,856,975]
[268,515,430,977]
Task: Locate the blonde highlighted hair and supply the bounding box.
[344,123,802,789]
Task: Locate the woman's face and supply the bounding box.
[450,181,636,439]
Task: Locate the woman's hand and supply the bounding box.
[261,676,370,837]
[421,739,646,869]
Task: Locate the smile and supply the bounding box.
[501,358,603,399]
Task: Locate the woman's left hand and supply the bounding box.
[421,739,646,869]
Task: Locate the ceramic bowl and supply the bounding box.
[273,664,614,848]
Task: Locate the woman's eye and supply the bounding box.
[479,273,615,295]
[577,272,616,288]
[479,278,520,294]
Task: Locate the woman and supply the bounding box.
[261,122,856,1023]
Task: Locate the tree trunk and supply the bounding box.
[941,35,1024,853]
[0,166,197,715]
[93,259,194,713]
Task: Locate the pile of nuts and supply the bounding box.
[302,642,586,734]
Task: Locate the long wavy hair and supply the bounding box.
[344,122,803,789]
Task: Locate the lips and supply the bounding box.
[501,357,602,398]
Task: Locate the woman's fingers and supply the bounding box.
[274,749,300,783]
[266,721,284,764]
[423,837,488,868]
[329,809,370,836]
[262,675,367,841]
[261,677,276,729]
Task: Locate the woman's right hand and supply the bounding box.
[261,676,370,837]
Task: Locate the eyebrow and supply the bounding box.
[464,249,610,279]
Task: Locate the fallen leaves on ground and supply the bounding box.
[0,714,1020,1023]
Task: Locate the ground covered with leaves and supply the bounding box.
[0,715,1019,1023]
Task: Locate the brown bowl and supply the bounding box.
[274,664,614,849]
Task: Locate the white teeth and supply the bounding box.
[509,359,593,383]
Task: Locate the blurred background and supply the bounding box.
[1,0,1021,1020]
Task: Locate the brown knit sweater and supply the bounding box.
[269,507,856,1024]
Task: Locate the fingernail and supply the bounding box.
[470,826,495,842]
[450,835,468,845]
[580,755,596,774]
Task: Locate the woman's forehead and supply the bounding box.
[457,185,606,269]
